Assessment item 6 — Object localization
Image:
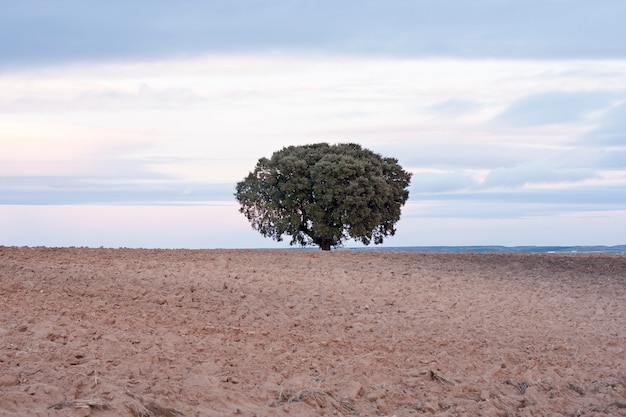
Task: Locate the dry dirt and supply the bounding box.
[1,247,625,417]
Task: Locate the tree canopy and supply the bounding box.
[235,143,412,250]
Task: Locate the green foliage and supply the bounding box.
[235,143,412,250]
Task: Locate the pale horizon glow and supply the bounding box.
[1,1,625,248]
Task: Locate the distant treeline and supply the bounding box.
[346,245,626,254]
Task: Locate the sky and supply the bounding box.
[1,0,625,248]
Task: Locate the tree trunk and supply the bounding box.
[320,242,332,251]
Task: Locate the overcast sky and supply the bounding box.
[1,0,625,248]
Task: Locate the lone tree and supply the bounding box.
[235,143,412,251]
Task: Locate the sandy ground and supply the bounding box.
[0,247,625,417]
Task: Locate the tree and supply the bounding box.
[235,143,412,251]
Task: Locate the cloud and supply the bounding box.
[411,171,475,193]
[2,0,626,69]
[406,184,626,219]
[581,101,626,146]
[482,163,596,188]
[77,84,206,110]
[0,83,205,113]
[598,149,626,169]
[409,164,601,196]
[380,140,557,171]
[429,99,483,118]
[0,176,235,205]
[492,90,615,126]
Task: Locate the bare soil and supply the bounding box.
[1,247,625,416]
